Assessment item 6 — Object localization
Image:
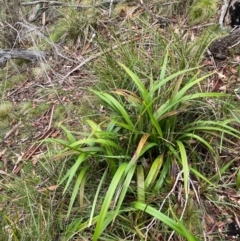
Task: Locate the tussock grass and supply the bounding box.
[188,0,218,25]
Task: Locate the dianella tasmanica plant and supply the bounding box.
[49,50,240,241]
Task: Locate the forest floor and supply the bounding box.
[1,1,240,240]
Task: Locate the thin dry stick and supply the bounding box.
[167,175,190,241]
[229,39,240,48]
[61,37,140,84]
[47,104,54,131]
[3,121,22,140]
[206,48,217,68]
[21,1,91,7]
[189,179,207,241]
[167,178,201,241]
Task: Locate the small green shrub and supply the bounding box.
[50,8,98,45]
[47,51,240,240]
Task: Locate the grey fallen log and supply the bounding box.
[0,49,46,68]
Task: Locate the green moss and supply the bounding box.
[54,105,67,120]
[0,73,26,94]
[9,74,25,84]
[28,103,50,116]
[18,101,50,118]
[0,101,13,118]
[0,118,11,140]
[18,102,33,115]
[11,59,32,66]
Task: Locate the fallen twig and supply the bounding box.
[3,122,23,140]
[21,0,124,7]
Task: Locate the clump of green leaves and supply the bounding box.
[188,0,218,25]
[48,50,240,240]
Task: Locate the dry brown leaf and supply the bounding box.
[46,185,58,191]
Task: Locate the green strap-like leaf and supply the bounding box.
[93,162,128,241]
[132,201,200,241]
[176,141,189,199]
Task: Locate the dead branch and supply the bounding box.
[22,1,88,8]
[21,0,124,7]
[0,49,46,68]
